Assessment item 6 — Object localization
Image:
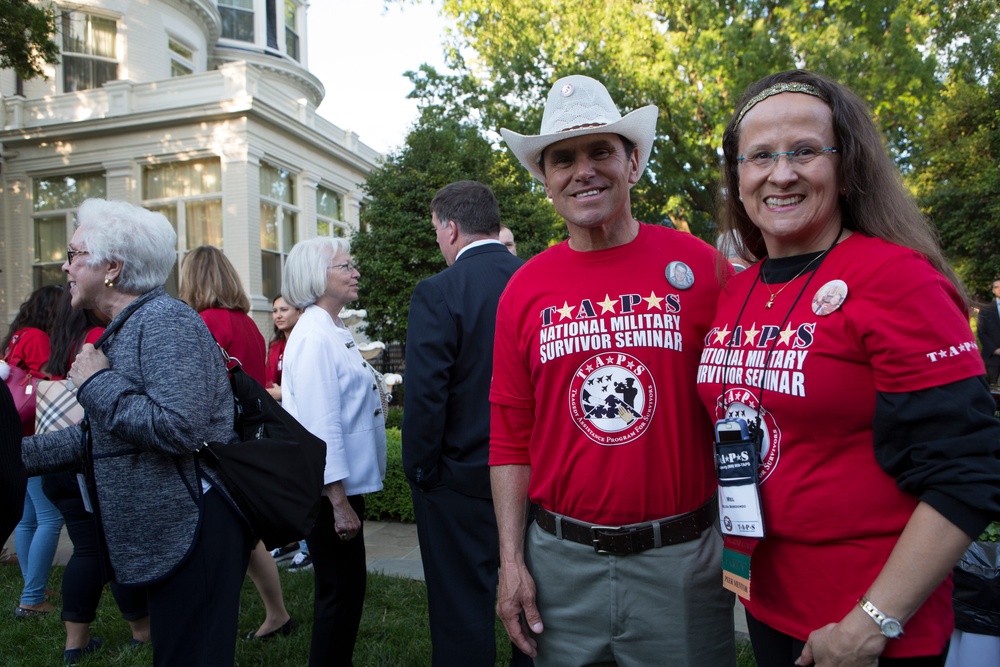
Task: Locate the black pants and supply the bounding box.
[46,474,148,624]
[411,483,534,667]
[308,494,367,667]
[146,489,253,667]
[746,608,947,666]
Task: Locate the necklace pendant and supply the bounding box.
[765,295,775,309]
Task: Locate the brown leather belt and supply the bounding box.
[534,501,714,556]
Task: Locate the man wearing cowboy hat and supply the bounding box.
[489,75,736,665]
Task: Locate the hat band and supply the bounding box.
[736,82,828,125]
[558,122,609,133]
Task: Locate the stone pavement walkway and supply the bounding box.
[8,520,747,637]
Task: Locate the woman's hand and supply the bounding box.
[68,344,109,386]
[323,481,361,541]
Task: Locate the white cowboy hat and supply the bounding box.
[500,75,658,183]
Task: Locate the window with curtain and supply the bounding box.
[32,172,107,288]
[285,0,300,61]
[220,0,255,42]
[316,186,348,238]
[61,13,118,92]
[142,159,223,295]
[260,162,298,299]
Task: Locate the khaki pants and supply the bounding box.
[525,519,737,667]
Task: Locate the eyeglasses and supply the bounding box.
[328,260,358,273]
[737,147,838,170]
[66,249,90,265]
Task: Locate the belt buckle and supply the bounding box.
[590,524,635,555]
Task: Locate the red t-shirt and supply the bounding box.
[199,308,266,385]
[696,233,984,656]
[265,338,286,388]
[490,223,726,524]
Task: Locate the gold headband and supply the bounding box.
[736,82,828,125]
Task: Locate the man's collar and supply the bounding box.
[455,238,502,261]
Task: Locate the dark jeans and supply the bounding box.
[146,489,253,666]
[746,608,947,667]
[308,494,367,667]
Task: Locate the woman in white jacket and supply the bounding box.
[280,237,386,666]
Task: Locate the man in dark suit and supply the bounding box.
[978,277,1000,385]
[403,181,527,667]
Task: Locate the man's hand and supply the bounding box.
[496,560,543,657]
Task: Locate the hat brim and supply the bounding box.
[501,105,658,184]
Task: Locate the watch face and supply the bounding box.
[881,618,904,639]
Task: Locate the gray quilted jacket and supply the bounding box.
[21,288,240,584]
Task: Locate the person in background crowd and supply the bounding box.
[499,225,518,256]
[41,289,150,665]
[265,294,301,402]
[281,237,387,667]
[977,277,1000,385]
[4,285,64,619]
[492,74,736,666]
[699,69,1000,666]
[21,198,254,665]
[403,181,528,666]
[179,245,295,642]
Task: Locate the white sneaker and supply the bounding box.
[287,552,313,572]
[269,544,300,564]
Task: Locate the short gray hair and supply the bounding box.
[75,199,177,295]
[282,237,351,309]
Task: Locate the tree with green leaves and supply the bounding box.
[352,106,561,344]
[0,0,59,80]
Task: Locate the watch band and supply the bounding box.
[858,596,904,639]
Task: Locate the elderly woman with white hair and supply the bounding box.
[280,237,386,666]
[20,198,254,666]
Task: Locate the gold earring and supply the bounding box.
[104,278,114,288]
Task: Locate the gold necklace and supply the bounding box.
[761,252,824,309]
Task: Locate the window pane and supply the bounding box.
[90,17,117,58]
[144,159,221,199]
[286,29,299,61]
[317,220,329,237]
[168,39,193,60]
[260,163,293,203]
[260,202,278,250]
[186,200,222,248]
[285,0,297,29]
[220,7,254,41]
[282,211,297,252]
[261,251,281,303]
[34,215,66,263]
[34,172,106,211]
[316,186,341,219]
[33,265,66,290]
[62,13,87,53]
[171,60,193,77]
[220,0,254,9]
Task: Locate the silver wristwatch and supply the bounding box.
[858,596,904,639]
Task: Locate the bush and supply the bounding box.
[366,427,415,522]
[384,405,403,431]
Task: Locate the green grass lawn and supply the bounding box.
[0,564,756,666]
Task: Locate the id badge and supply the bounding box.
[714,439,765,539]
